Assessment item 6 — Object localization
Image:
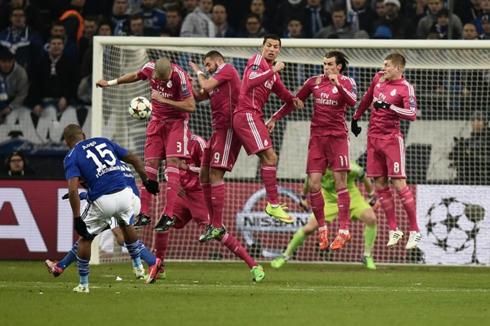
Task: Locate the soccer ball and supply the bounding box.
[128,96,152,120]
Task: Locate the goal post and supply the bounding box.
[92,37,490,266]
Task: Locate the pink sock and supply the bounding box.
[397,186,419,232]
[309,189,326,228]
[141,164,158,215]
[221,233,258,269]
[154,232,169,260]
[201,182,213,222]
[211,181,225,228]
[261,164,279,205]
[162,165,180,217]
[378,187,398,230]
[337,188,350,230]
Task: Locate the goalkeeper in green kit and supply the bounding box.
[271,161,379,270]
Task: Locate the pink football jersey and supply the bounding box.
[354,72,417,139]
[137,61,193,121]
[235,54,295,117]
[208,63,241,129]
[179,134,207,192]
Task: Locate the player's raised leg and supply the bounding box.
[330,170,352,250]
[393,179,422,250]
[308,173,329,250]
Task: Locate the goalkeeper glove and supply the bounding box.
[74,217,89,237]
[368,197,380,210]
[351,119,362,137]
[299,195,309,211]
[373,100,391,110]
[143,179,160,195]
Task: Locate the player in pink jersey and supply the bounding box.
[152,133,265,282]
[267,51,357,251]
[351,53,422,250]
[188,51,242,242]
[233,34,304,224]
[95,58,195,233]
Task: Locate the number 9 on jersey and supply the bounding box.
[128,96,152,120]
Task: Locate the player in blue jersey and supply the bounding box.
[45,163,159,280]
[62,124,162,293]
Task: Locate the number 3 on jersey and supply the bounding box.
[85,143,117,174]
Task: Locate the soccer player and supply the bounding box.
[271,161,379,270]
[233,34,304,224]
[45,163,157,280]
[267,51,357,251]
[188,51,241,242]
[95,57,195,232]
[151,133,265,282]
[62,124,162,292]
[351,53,422,250]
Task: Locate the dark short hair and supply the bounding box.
[129,15,143,23]
[325,51,349,73]
[204,50,224,61]
[166,5,181,15]
[50,35,65,44]
[262,33,281,47]
[0,47,14,61]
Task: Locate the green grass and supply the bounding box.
[1,261,489,326]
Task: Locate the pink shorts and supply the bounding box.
[145,119,191,161]
[366,135,406,179]
[306,135,350,174]
[202,128,241,172]
[232,111,272,155]
[173,189,209,228]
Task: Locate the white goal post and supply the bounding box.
[91,37,490,266]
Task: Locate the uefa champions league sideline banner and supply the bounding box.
[0,180,489,266]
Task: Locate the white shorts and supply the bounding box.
[109,192,141,229]
[81,187,134,235]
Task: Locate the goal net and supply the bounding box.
[92,37,490,266]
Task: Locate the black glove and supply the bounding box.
[62,193,69,200]
[74,217,88,237]
[351,119,362,137]
[373,100,391,110]
[143,179,160,195]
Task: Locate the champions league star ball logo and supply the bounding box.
[425,197,485,264]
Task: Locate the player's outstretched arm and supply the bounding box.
[67,177,81,218]
[353,75,377,120]
[122,152,159,195]
[189,62,220,93]
[188,75,209,102]
[151,92,196,113]
[96,72,140,88]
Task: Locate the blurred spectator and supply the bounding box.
[473,0,490,34]
[135,0,167,36]
[315,5,368,39]
[2,151,35,176]
[0,0,9,32]
[272,0,305,36]
[249,0,272,33]
[372,0,416,39]
[161,6,182,37]
[59,0,85,46]
[81,21,114,78]
[285,17,304,38]
[77,75,92,105]
[212,4,236,37]
[404,0,428,25]
[8,0,42,33]
[129,15,145,36]
[78,16,98,64]
[240,14,267,38]
[301,0,331,38]
[375,0,386,18]
[0,8,43,73]
[455,0,482,25]
[42,21,78,63]
[462,23,480,39]
[111,0,131,36]
[180,0,214,37]
[429,8,461,39]
[0,48,28,125]
[480,15,490,39]
[181,0,198,19]
[448,111,490,185]
[350,0,378,35]
[29,36,79,118]
[417,0,462,39]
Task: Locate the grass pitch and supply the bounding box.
[0,261,489,326]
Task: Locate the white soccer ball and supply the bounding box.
[128,96,152,120]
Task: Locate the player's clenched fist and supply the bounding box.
[96,79,109,88]
[265,117,276,133]
[273,61,285,73]
[373,100,391,110]
[143,179,160,195]
[351,119,362,137]
[293,97,304,109]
